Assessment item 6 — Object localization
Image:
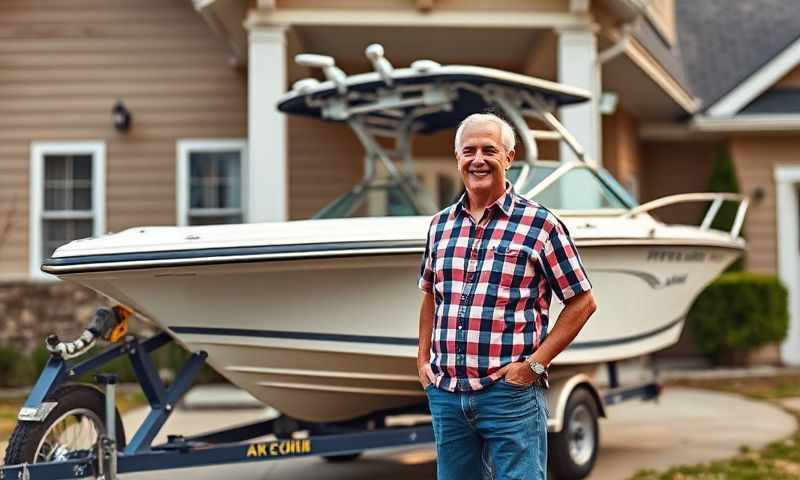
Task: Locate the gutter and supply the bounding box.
[599,0,699,115]
[692,114,800,132]
[640,114,800,140]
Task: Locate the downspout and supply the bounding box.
[593,0,649,166]
[193,0,244,66]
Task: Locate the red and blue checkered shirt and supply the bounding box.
[418,183,592,392]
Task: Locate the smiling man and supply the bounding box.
[417,113,597,480]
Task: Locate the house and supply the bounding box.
[0,0,797,365]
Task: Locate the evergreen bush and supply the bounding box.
[687,272,788,364]
[0,343,22,387]
[704,147,745,271]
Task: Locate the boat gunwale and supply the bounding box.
[42,238,745,275]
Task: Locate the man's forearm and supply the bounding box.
[418,293,435,363]
[530,291,596,366]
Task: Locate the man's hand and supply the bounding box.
[417,293,436,388]
[417,358,436,388]
[500,361,537,386]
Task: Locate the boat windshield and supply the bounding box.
[524,163,636,211]
[313,184,424,218]
[314,162,635,219]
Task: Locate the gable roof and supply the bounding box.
[676,0,800,113]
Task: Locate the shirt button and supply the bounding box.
[457,325,463,330]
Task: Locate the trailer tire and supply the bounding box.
[3,384,126,466]
[547,386,598,480]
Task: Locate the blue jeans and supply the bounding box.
[425,379,548,480]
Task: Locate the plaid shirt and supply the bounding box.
[418,182,592,392]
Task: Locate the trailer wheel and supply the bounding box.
[322,452,362,462]
[548,387,599,480]
[3,384,126,466]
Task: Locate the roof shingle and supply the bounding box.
[676,0,800,111]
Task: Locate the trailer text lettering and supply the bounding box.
[246,439,311,457]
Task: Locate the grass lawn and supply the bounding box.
[629,374,800,480]
[0,390,147,445]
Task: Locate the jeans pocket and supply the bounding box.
[501,377,531,390]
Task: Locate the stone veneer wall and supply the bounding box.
[0,282,112,353]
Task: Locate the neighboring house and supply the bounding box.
[0,0,797,365]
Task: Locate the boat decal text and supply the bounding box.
[646,249,724,263]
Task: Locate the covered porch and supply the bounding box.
[194,0,695,221]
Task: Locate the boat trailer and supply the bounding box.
[1,308,661,480]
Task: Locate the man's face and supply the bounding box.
[456,121,515,197]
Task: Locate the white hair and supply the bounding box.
[454,113,516,153]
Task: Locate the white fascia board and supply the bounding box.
[246,9,590,29]
[707,36,800,117]
[693,114,800,132]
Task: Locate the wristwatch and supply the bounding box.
[528,359,546,376]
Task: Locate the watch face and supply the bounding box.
[532,363,545,374]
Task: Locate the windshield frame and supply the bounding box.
[521,161,637,211]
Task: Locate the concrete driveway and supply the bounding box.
[118,386,796,480]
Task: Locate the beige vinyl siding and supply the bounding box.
[602,106,641,199]
[0,0,246,278]
[639,140,719,225]
[773,64,800,89]
[729,136,800,275]
[288,117,365,219]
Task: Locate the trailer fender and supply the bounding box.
[545,374,605,433]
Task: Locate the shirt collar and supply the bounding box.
[453,181,516,219]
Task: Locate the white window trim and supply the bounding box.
[29,141,106,281]
[176,139,248,226]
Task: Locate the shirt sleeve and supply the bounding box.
[539,218,592,302]
[418,218,436,294]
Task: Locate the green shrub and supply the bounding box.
[12,345,52,386]
[16,334,226,387]
[29,345,51,376]
[704,147,745,272]
[688,272,788,364]
[0,344,22,387]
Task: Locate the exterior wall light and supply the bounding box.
[112,100,132,132]
[751,186,766,204]
[599,92,619,116]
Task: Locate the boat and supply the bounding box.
[41,45,747,423]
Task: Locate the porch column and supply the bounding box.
[557,28,599,165]
[247,26,288,222]
[775,169,800,366]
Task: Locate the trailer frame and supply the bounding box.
[1,331,661,480]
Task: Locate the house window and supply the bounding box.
[177,140,247,226]
[30,142,105,278]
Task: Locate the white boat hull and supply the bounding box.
[68,242,739,422]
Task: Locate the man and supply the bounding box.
[417,113,597,480]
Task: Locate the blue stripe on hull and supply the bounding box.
[169,316,684,350]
